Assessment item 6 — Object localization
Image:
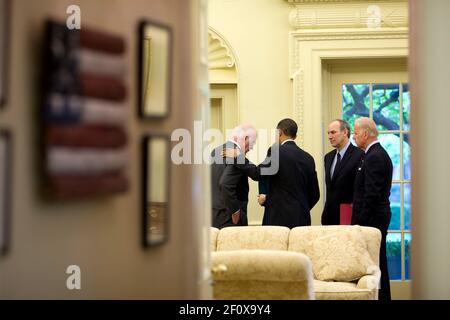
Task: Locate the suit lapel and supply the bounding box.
[331,144,355,183]
[325,153,333,185]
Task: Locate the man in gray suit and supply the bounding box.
[211,124,257,229]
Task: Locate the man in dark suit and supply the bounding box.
[211,124,257,229]
[322,119,364,225]
[223,118,320,228]
[257,179,270,225]
[352,117,393,301]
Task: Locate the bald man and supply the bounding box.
[322,119,364,225]
[352,117,393,301]
[211,124,257,229]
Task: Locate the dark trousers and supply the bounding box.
[379,230,391,300]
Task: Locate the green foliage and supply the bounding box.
[342,83,410,132]
[342,84,370,131]
[372,86,400,131]
[386,238,411,258]
[389,203,401,230]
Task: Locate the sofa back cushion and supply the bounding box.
[216,226,290,251]
[288,226,381,282]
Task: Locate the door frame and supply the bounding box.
[289,30,408,226]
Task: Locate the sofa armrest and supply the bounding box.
[212,249,313,282]
[356,265,381,290]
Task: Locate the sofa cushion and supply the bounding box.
[212,250,313,282]
[360,227,382,265]
[314,280,375,300]
[289,226,375,282]
[309,227,375,281]
[216,226,290,251]
[214,280,313,300]
[211,227,219,251]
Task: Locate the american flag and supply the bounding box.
[42,20,129,199]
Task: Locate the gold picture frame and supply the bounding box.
[141,135,170,247]
[138,20,172,119]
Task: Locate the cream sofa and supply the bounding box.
[211,225,381,300]
[211,226,315,300]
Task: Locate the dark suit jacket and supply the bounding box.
[211,141,249,229]
[322,143,364,225]
[352,142,393,231]
[351,142,393,300]
[258,179,270,225]
[231,141,320,228]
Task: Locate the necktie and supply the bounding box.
[336,151,341,168]
[331,151,341,178]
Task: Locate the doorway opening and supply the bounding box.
[322,57,411,299]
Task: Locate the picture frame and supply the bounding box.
[141,135,170,247]
[0,130,12,255]
[138,19,172,119]
[0,0,10,107]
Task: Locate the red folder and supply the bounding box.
[340,203,353,225]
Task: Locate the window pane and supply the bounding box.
[405,233,411,280]
[404,183,411,230]
[387,233,402,280]
[342,84,370,131]
[379,134,401,180]
[389,184,401,230]
[372,84,400,131]
[403,133,411,180]
[402,83,410,130]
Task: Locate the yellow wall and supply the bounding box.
[0,0,201,299]
[209,0,293,225]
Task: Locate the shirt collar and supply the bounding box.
[281,139,295,146]
[337,141,351,157]
[228,139,242,150]
[365,140,379,153]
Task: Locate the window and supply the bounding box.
[343,83,411,281]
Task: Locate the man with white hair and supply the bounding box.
[210,123,257,229]
[352,117,393,301]
[223,118,320,228]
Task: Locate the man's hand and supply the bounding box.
[222,148,241,158]
[257,194,266,206]
[231,209,241,224]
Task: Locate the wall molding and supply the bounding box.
[291,69,305,147]
[287,1,408,30]
[285,0,406,3]
[291,27,408,41]
[287,0,408,149]
[208,27,236,70]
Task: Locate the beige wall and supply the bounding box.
[0,0,201,299]
[208,0,293,225]
[410,0,450,299]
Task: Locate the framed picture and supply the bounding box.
[138,20,172,119]
[141,135,170,247]
[0,130,11,255]
[0,0,10,107]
